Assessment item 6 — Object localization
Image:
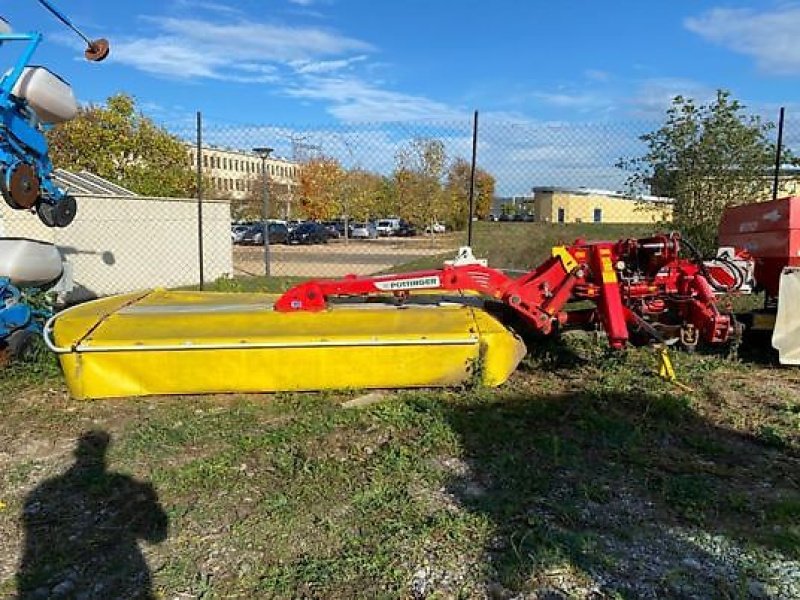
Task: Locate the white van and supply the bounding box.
[376,218,400,236]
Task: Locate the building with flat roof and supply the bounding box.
[532,186,673,224]
[186,145,301,207]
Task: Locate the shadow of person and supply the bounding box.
[16,430,168,599]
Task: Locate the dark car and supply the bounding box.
[289,222,329,245]
[322,221,344,239]
[395,219,417,237]
[240,222,289,245]
[498,214,512,222]
[522,213,535,222]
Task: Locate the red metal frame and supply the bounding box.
[275,233,742,350]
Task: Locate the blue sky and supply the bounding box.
[4,0,798,125]
[4,1,799,194]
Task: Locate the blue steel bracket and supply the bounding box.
[0,277,36,340]
[0,30,74,225]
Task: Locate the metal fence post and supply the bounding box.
[195,111,204,290]
[467,110,479,247]
[773,106,785,201]
[254,147,274,277]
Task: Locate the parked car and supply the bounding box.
[351,222,378,239]
[376,218,401,237]
[487,214,499,222]
[395,220,417,237]
[287,219,304,233]
[240,222,289,245]
[289,222,329,245]
[322,221,343,239]
[522,213,535,222]
[425,222,446,234]
[231,225,249,244]
[498,214,512,222]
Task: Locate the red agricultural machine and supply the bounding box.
[46,195,800,399]
[275,232,751,353]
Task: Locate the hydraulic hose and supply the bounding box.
[680,235,747,293]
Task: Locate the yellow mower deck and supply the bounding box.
[47,290,526,400]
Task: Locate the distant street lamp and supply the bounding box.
[253,146,274,277]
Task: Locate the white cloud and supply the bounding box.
[172,0,243,15]
[108,16,372,83]
[288,0,317,5]
[291,55,367,74]
[285,76,466,122]
[629,77,716,118]
[101,12,469,122]
[530,91,611,111]
[685,6,800,74]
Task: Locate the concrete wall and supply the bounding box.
[534,191,673,224]
[0,194,232,302]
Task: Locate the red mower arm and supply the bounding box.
[274,256,579,337]
[274,233,748,351]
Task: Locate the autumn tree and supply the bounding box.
[341,169,388,221]
[619,90,791,254]
[393,138,447,229]
[445,158,496,229]
[47,93,195,197]
[234,173,287,221]
[298,157,345,220]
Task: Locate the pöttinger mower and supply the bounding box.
[46,232,751,399]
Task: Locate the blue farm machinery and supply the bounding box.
[0,1,108,362]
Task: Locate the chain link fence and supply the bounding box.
[184,111,795,282]
[186,117,665,282]
[2,110,793,300]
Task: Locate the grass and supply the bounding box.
[469,221,660,271]
[2,221,798,597]
[185,274,308,293]
[1,333,799,598]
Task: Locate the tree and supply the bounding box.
[393,138,447,229]
[341,169,387,221]
[298,157,345,220]
[445,158,496,229]
[234,173,286,221]
[47,93,195,197]
[619,90,790,253]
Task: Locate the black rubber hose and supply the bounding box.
[680,235,746,293]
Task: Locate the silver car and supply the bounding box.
[351,222,377,239]
[231,225,249,244]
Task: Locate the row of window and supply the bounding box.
[556,208,603,223]
[212,177,258,192]
[210,178,297,193]
[188,152,299,179]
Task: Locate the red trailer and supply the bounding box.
[719,196,800,363]
[719,196,800,299]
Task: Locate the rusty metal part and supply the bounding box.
[2,163,40,209]
[84,38,109,62]
[0,345,11,369]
